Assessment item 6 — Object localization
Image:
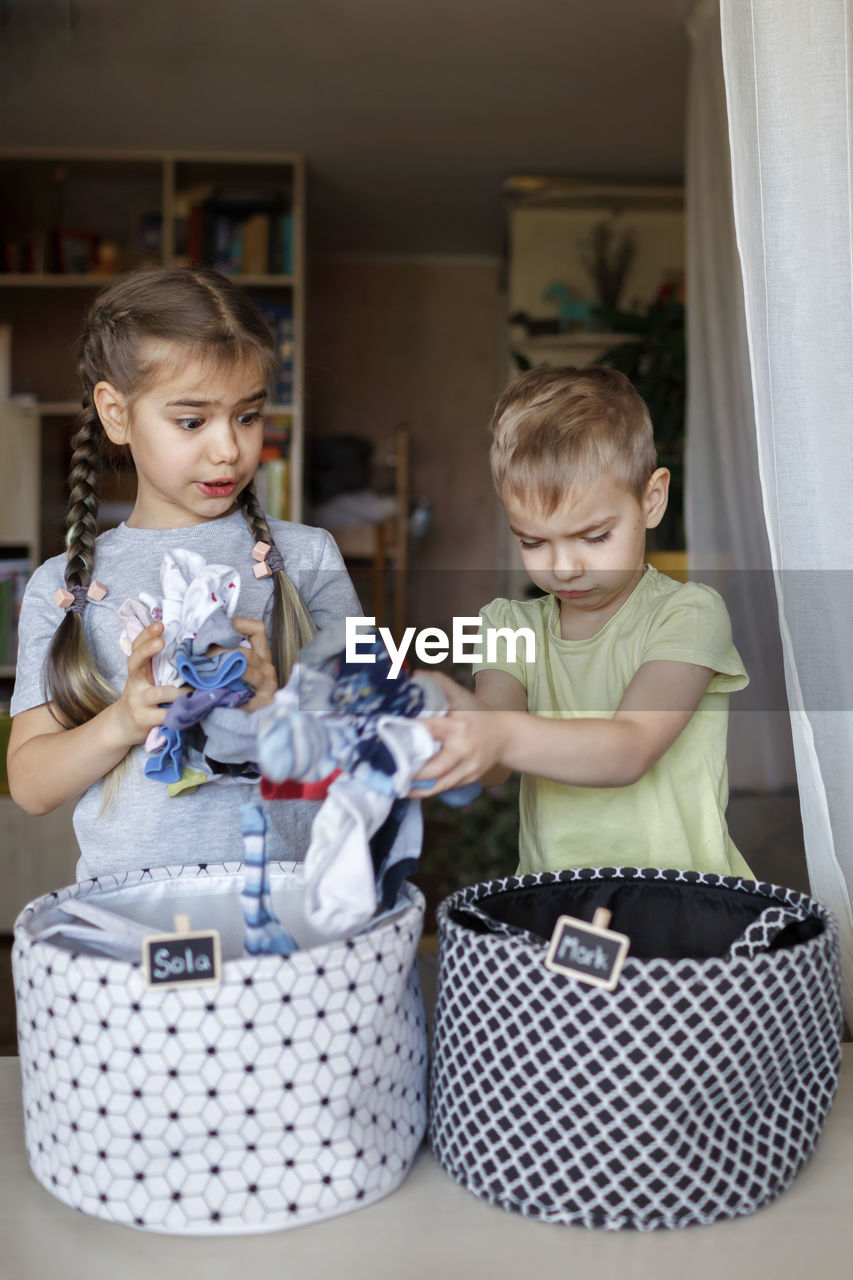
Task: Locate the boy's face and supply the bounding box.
[504,468,669,630]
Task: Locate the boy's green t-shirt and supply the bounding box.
[474,567,752,878]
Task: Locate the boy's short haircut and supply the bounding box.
[489,365,658,510]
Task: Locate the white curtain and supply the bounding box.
[718,0,853,1020]
[685,0,795,793]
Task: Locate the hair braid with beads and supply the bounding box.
[46,350,117,724]
[44,265,312,727]
[237,482,316,682]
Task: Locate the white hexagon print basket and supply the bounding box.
[13,861,428,1234]
[429,868,843,1231]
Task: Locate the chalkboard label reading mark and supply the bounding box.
[143,914,222,990]
[544,908,629,991]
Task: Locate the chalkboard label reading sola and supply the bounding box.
[143,914,222,990]
[544,908,629,991]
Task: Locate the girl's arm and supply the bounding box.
[7,621,181,815]
[416,660,714,795]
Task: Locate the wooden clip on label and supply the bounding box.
[544,907,630,991]
[143,912,222,990]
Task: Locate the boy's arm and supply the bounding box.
[472,669,527,786]
[416,660,714,795]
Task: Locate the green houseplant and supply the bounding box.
[595,289,686,551]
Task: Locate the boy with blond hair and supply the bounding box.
[418,365,752,877]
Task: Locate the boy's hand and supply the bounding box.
[233,617,277,710]
[413,708,512,796]
[415,668,480,711]
[109,621,182,747]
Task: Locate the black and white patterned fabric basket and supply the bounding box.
[429,867,843,1231]
[13,861,427,1234]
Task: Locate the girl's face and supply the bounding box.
[95,347,267,529]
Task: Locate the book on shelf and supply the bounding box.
[255,443,291,522]
[178,184,292,276]
[0,232,47,275]
[263,409,293,440]
[0,557,30,668]
[253,299,294,404]
[243,213,270,275]
[271,211,293,276]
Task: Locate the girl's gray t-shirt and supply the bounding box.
[11,511,362,881]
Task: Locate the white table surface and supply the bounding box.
[0,1053,850,1280]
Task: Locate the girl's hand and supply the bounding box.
[109,621,182,748]
[412,708,512,796]
[233,616,277,710]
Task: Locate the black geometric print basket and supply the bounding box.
[13,861,428,1235]
[429,867,843,1231]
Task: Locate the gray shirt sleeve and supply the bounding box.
[277,523,364,627]
[10,554,69,716]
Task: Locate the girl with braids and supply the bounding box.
[6,267,361,879]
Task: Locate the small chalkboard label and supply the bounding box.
[143,914,222,990]
[544,908,629,991]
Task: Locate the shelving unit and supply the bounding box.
[0,148,307,556]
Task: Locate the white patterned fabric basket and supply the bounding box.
[429,868,843,1231]
[13,861,427,1234]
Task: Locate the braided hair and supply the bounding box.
[237,483,316,681]
[46,266,314,727]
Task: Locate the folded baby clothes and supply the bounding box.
[139,548,244,685]
[143,647,251,784]
[123,550,256,788]
[163,684,249,733]
[175,643,250,691]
